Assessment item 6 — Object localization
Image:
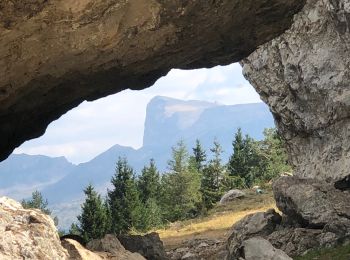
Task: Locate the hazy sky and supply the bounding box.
[14,63,262,164]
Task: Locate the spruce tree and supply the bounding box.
[228,128,257,188]
[138,159,161,203]
[21,190,51,215]
[77,184,109,242]
[201,140,225,210]
[192,139,207,172]
[108,157,142,234]
[161,140,201,221]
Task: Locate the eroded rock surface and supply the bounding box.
[242,237,292,260]
[86,234,145,260]
[0,196,69,259]
[226,176,350,259]
[118,232,168,260]
[0,0,306,161]
[242,0,350,181]
[226,209,282,259]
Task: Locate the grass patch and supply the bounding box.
[294,243,350,260]
[156,189,275,249]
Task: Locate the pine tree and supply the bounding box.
[108,157,142,234]
[161,140,201,221]
[77,184,109,242]
[228,128,257,188]
[138,159,161,203]
[192,139,207,172]
[200,140,225,210]
[21,190,51,215]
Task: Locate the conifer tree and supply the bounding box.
[161,140,201,221]
[192,139,207,172]
[228,128,257,188]
[108,157,142,234]
[200,140,225,210]
[21,190,51,215]
[77,184,109,242]
[138,159,161,203]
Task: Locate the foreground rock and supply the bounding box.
[86,234,145,260]
[118,232,168,260]
[226,176,350,259]
[0,0,305,161]
[273,176,350,229]
[62,239,102,260]
[0,197,69,259]
[219,189,245,205]
[227,209,282,259]
[242,0,350,181]
[242,237,292,260]
[167,238,226,260]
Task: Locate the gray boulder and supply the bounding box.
[118,232,169,260]
[227,209,282,259]
[219,189,245,205]
[273,176,350,228]
[243,237,292,260]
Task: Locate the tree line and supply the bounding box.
[70,127,290,242]
[21,127,291,243]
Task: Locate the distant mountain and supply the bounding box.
[0,154,74,200]
[0,96,275,229]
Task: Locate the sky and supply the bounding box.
[14,63,262,164]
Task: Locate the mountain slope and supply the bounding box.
[0,154,74,200]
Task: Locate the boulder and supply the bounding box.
[273,176,350,228]
[62,239,102,260]
[226,209,282,259]
[267,228,322,257]
[242,237,292,260]
[167,238,226,260]
[86,234,145,260]
[0,196,69,259]
[118,232,168,260]
[219,189,245,205]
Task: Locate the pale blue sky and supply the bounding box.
[14,63,262,164]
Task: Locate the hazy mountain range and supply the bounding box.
[0,96,274,229]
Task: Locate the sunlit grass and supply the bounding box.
[294,243,350,260]
[156,189,276,249]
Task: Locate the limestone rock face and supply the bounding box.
[241,0,350,181]
[0,196,69,259]
[0,0,306,161]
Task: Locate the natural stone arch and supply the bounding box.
[0,0,305,161]
[242,0,350,181]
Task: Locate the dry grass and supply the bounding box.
[156,190,276,249]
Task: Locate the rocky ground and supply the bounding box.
[1,176,350,259]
